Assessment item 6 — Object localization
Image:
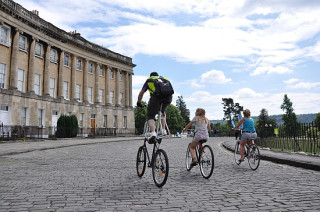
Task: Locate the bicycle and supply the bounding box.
[234,137,260,170]
[185,139,214,179]
[136,104,169,187]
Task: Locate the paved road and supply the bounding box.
[0,137,319,211]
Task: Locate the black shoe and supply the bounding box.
[190,159,198,169]
[148,136,156,144]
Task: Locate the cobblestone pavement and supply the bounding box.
[0,137,319,211]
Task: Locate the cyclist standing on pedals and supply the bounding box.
[137,72,173,144]
[232,109,257,164]
[183,108,211,168]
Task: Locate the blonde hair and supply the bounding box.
[243,109,251,117]
[196,108,207,124]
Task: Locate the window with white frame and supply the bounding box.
[88,87,93,103]
[123,116,127,128]
[49,77,56,98]
[103,115,107,128]
[76,84,81,101]
[110,70,114,79]
[0,63,7,89]
[110,91,114,104]
[113,115,117,128]
[50,49,57,63]
[34,74,41,95]
[120,92,124,105]
[64,54,70,67]
[38,109,44,127]
[98,66,103,76]
[35,42,43,57]
[21,107,27,126]
[79,113,84,127]
[19,35,27,51]
[99,89,104,103]
[76,59,82,70]
[63,81,69,99]
[88,62,94,74]
[18,69,25,92]
[119,72,123,81]
[0,25,10,46]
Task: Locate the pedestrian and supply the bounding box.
[137,72,174,143]
[232,109,257,163]
[183,108,211,168]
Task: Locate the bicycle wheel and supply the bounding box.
[234,141,241,165]
[185,143,192,171]
[136,146,146,177]
[152,149,169,187]
[199,145,214,179]
[248,144,260,170]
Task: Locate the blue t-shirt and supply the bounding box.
[243,118,255,132]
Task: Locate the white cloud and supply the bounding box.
[284,78,320,89]
[251,65,293,76]
[132,75,148,88]
[200,70,232,84]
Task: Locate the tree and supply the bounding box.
[165,104,185,134]
[280,94,298,136]
[314,113,320,129]
[134,101,147,135]
[222,98,243,127]
[176,95,190,126]
[256,108,277,138]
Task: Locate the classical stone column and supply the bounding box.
[9,29,20,89]
[43,44,51,95]
[27,37,36,93]
[58,50,64,98]
[83,59,88,102]
[129,73,133,107]
[125,72,129,107]
[71,54,76,99]
[105,66,111,106]
[94,63,99,103]
[115,69,120,106]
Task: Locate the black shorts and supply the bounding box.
[147,95,172,120]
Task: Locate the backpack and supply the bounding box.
[147,76,174,97]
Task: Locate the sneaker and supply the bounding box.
[190,158,198,169]
[148,131,157,144]
[162,129,167,135]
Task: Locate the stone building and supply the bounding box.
[0,0,135,137]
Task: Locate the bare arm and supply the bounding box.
[207,121,211,131]
[232,118,245,130]
[137,89,146,103]
[183,121,193,131]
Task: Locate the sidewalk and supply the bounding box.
[222,139,320,171]
[0,136,142,156]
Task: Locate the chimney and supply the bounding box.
[32,10,39,16]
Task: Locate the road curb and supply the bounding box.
[222,141,320,171]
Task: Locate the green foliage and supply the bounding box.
[134,101,147,134]
[212,123,231,137]
[56,114,79,138]
[176,95,189,126]
[165,104,185,134]
[314,113,320,129]
[256,108,277,138]
[280,94,298,136]
[222,98,243,127]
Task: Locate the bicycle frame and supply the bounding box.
[142,137,161,167]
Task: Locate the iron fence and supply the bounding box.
[255,122,320,154]
[0,124,135,141]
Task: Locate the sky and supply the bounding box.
[16,0,320,120]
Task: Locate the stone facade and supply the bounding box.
[0,0,135,135]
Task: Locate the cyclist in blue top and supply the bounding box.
[232,109,257,163]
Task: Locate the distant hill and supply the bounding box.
[211,113,317,126]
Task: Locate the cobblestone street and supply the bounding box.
[0,137,320,211]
